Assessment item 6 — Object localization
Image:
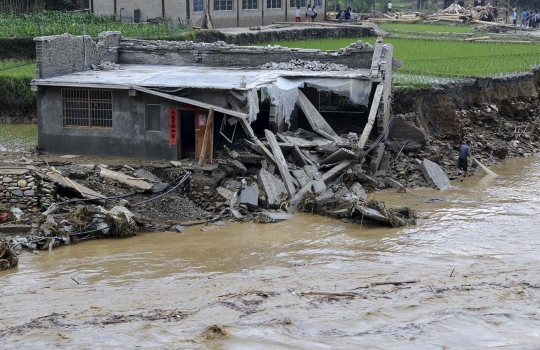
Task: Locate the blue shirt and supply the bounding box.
[522,11,528,20]
[459,144,470,158]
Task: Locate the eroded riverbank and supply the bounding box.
[2,156,540,348]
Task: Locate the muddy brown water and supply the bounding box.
[2,156,540,349]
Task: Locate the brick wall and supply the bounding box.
[34,31,121,79]
[119,39,375,69]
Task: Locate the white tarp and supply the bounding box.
[261,77,372,126]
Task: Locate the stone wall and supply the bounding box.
[34,31,121,79]
[119,39,375,69]
[0,171,54,212]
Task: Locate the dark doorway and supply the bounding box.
[179,109,195,159]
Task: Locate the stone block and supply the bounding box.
[258,168,287,208]
[240,185,259,207]
[419,159,451,190]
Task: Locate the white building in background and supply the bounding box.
[90,0,326,28]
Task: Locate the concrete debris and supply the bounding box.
[349,182,367,201]
[240,185,259,207]
[97,61,120,70]
[258,168,287,208]
[99,166,153,191]
[419,159,451,191]
[259,58,352,71]
[259,212,293,223]
[134,169,161,183]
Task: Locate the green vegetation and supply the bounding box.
[0,123,38,150]
[0,60,36,122]
[0,11,193,39]
[262,36,540,89]
[379,23,472,33]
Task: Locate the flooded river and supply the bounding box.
[2,156,540,349]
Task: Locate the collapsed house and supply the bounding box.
[32,31,393,169]
[30,31,419,226]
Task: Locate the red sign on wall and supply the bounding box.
[169,108,177,145]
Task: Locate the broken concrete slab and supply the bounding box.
[312,179,327,193]
[355,204,390,224]
[240,185,259,207]
[260,212,293,222]
[46,171,107,200]
[349,182,368,201]
[0,224,32,234]
[134,168,161,182]
[304,165,322,180]
[315,189,336,206]
[151,182,169,193]
[0,167,31,175]
[296,90,347,143]
[320,148,355,165]
[382,177,404,189]
[287,180,315,213]
[258,168,288,208]
[321,160,352,184]
[291,169,310,187]
[264,129,295,197]
[99,166,153,191]
[419,159,451,190]
[216,187,236,202]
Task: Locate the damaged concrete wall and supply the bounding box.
[37,88,178,159]
[34,32,121,79]
[119,39,375,69]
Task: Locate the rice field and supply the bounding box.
[0,11,192,39]
[262,37,540,84]
[379,23,472,33]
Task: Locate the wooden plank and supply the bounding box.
[0,167,30,175]
[321,160,351,184]
[132,86,248,119]
[46,172,106,200]
[264,129,295,197]
[358,84,384,149]
[296,90,345,143]
[198,108,214,166]
[228,95,276,165]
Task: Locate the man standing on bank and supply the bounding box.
[457,140,471,176]
[295,6,301,22]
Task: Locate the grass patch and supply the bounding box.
[380,23,472,34]
[0,124,38,150]
[0,59,36,77]
[0,11,194,39]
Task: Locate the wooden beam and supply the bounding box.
[132,86,248,119]
[264,129,295,197]
[357,84,384,150]
[198,109,214,166]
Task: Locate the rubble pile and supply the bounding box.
[260,59,353,71]
[430,4,512,26]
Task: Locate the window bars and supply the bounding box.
[62,89,113,128]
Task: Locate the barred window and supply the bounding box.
[146,96,161,131]
[267,0,281,8]
[194,0,204,12]
[214,0,233,10]
[62,89,112,128]
[242,0,258,9]
[313,0,322,7]
[290,0,306,7]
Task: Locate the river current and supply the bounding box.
[1,156,540,349]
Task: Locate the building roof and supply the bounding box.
[32,64,372,90]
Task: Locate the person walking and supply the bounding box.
[306,4,311,22]
[295,6,301,22]
[512,8,517,25]
[387,2,393,13]
[521,8,528,28]
[457,140,471,176]
[310,6,317,22]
